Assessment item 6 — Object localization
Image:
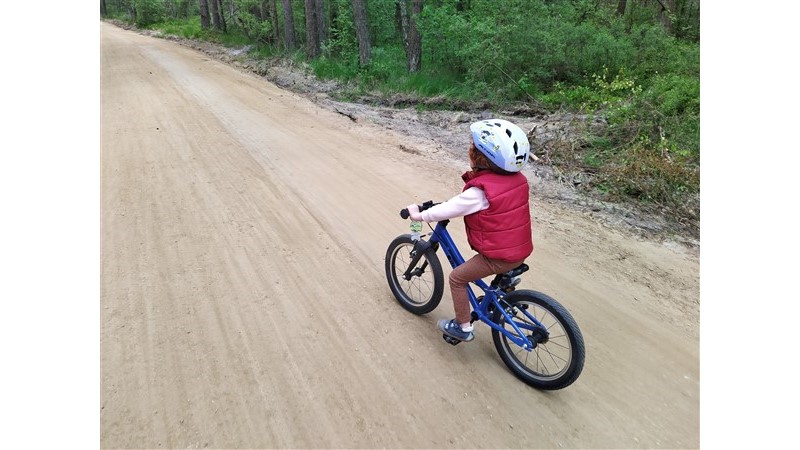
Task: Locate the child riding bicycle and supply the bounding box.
[407,119,533,342]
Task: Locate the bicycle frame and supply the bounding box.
[419,220,544,351]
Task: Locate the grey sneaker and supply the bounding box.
[437,319,474,342]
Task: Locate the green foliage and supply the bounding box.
[605,139,699,211]
[638,72,700,161]
[213,27,252,47]
[648,74,699,117]
[236,0,274,44]
[624,0,700,43]
[416,2,471,75]
[542,66,642,111]
[103,0,198,22]
[520,12,699,219]
[133,0,166,28]
[248,44,280,59]
[358,46,406,88]
[416,0,646,102]
[368,0,402,47]
[311,55,358,81]
[324,0,358,61]
[158,17,206,39]
[405,71,462,98]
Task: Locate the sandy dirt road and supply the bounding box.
[100,22,700,449]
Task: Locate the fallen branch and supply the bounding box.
[334,108,357,122]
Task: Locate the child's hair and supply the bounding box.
[469,142,512,175]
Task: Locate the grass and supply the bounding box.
[146,17,251,48]
[154,18,206,40]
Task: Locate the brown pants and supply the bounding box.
[449,254,524,325]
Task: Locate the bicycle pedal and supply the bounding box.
[442,334,461,346]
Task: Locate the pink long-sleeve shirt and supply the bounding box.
[420,187,489,222]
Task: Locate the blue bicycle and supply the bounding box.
[385,201,585,390]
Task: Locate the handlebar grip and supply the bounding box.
[400,201,435,220]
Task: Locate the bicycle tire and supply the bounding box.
[491,290,585,390]
[385,234,444,315]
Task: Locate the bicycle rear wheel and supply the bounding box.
[491,290,585,390]
[385,234,444,315]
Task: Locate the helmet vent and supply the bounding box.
[506,129,513,138]
[513,142,519,154]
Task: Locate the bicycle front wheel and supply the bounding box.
[491,290,585,390]
[385,234,444,315]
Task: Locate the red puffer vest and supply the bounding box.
[461,170,533,262]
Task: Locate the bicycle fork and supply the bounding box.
[402,239,437,280]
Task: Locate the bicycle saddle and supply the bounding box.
[491,263,529,291]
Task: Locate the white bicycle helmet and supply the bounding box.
[470,119,531,173]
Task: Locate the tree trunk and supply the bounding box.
[399,0,423,73]
[179,0,190,18]
[199,0,211,28]
[218,0,227,32]
[210,0,221,30]
[281,0,296,50]
[352,0,371,66]
[409,0,423,72]
[251,3,263,20]
[395,1,403,37]
[257,1,272,43]
[657,0,675,33]
[315,0,328,44]
[265,0,280,45]
[272,0,281,44]
[305,0,321,58]
[101,0,108,16]
[616,0,627,16]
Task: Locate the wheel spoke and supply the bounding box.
[497,299,577,381]
[534,349,550,375]
[512,341,526,359]
[398,250,437,305]
[539,344,569,365]
[543,339,570,351]
[420,275,433,295]
[539,309,552,325]
[387,237,444,316]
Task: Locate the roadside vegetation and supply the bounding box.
[102,0,700,235]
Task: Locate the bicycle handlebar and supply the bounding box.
[400,200,437,219]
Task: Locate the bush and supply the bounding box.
[159,17,205,39]
[134,0,166,28]
[604,139,699,215]
[236,1,274,44]
[638,73,700,162]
